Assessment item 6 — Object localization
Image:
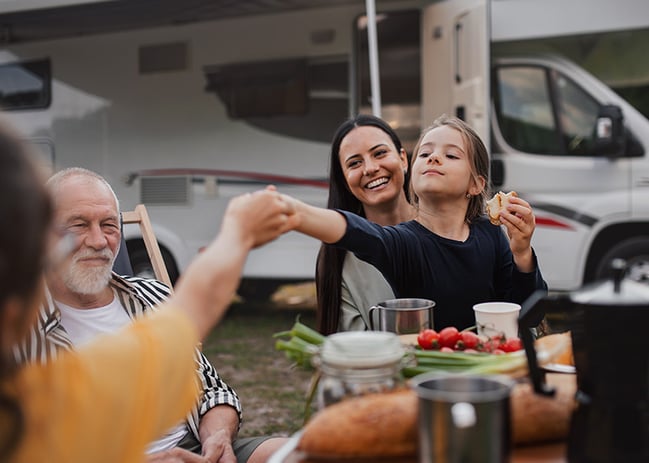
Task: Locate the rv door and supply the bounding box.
[421,0,489,143]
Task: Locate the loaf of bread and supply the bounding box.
[486,191,517,225]
[297,389,418,458]
[535,332,574,366]
[511,373,576,445]
[297,373,576,457]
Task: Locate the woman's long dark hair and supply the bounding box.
[315,114,409,334]
[0,121,52,459]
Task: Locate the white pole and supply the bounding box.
[365,0,381,117]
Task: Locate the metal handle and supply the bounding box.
[368,305,379,330]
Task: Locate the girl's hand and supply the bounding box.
[499,195,535,272]
[225,187,297,249]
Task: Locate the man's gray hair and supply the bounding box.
[46,167,120,211]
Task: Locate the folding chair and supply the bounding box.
[121,204,173,290]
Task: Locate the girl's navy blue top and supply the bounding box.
[335,210,548,331]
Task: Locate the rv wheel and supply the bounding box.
[594,237,649,285]
[126,240,179,286]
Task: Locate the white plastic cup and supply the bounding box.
[472,302,521,339]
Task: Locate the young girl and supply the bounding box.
[287,115,547,331]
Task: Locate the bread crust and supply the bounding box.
[487,191,517,225]
[535,332,574,366]
[511,373,576,445]
[297,372,576,457]
[297,389,418,458]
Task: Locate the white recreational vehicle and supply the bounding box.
[0,0,647,298]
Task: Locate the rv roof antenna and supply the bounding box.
[365,0,381,117]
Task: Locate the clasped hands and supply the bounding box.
[225,185,300,249]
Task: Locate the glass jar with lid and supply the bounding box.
[314,331,406,409]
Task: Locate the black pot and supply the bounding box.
[519,259,649,463]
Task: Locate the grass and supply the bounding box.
[201,304,318,438]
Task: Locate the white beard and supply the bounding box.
[62,248,115,295]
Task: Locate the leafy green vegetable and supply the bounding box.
[274,319,528,378]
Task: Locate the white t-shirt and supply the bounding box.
[57,293,189,453]
[57,294,131,347]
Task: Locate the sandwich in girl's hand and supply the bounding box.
[486,191,518,225]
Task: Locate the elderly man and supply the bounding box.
[14,167,285,463]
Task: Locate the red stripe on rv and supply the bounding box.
[134,168,328,188]
[535,216,575,230]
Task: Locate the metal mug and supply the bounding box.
[368,298,435,334]
[413,373,514,463]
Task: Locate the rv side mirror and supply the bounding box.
[594,104,625,157]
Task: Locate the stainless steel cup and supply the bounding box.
[368,298,435,334]
[413,373,514,463]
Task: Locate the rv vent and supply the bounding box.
[140,176,190,205]
[139,42,188,74]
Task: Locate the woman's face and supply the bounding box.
[338,126,408,208]
[411,125,478,202]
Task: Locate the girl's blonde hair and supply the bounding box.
[409,114,490,223]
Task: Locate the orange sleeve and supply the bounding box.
[12,306,200,463]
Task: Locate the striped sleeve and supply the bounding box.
[118,275,243,435]
[13,290,73,365]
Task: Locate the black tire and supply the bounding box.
[594,237,649,284]
[126,240,180,285]
[237,278,283,303]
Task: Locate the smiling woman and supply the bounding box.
[315,114,415,335]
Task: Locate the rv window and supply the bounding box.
[494,66,562,155]
[0,59,51,111]
[204,59,307,118]
[495,64,606,157]
[552,70,600,156]
[204,57,348,143]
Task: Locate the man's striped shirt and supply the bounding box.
[13,273,242,444]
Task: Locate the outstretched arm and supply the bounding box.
[173,188,297,340]
[280,194,347,244]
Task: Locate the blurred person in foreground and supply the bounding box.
[316,114,415,334]
[13,167,287,463]
[0,118,296,462]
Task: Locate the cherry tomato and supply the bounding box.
[440,346,455,353]
[501,337,523,353]
[478,337,495,353]
[490,333,506,347]
[455,331,480,350]
[417,328,439,350]
[438,327,461,348]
